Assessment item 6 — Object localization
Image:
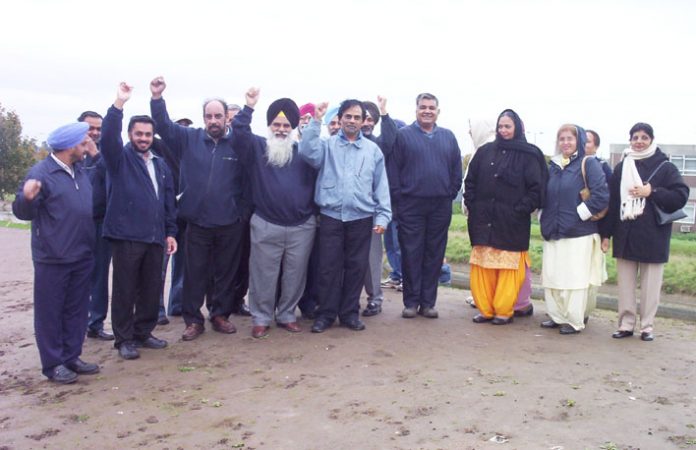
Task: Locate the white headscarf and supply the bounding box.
[462,118,497,215]
[620,142,657,221]
[469,118,496,150]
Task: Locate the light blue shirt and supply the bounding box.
[299,119,391,227]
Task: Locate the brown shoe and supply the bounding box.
[277,322,302,333]
[251,325,270,339]
[211,316,237,334]
[182,323,204,341]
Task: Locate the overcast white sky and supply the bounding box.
[2,0,695,156]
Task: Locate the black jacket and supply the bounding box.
[600,148,689,263]
[464,140,547,251]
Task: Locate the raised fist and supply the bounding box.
[245,87,260,108]
[150,77,167,98]
[315,102,329,121]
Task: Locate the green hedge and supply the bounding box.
[449,209,696,296]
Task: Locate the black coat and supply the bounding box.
[464,141,547,251]
[601,148,689,263]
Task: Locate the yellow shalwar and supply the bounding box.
[470,246,529,319]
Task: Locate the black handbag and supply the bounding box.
[646,161,688,225]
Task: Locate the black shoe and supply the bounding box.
[584,316,589,325]
[540,320,559,329]
[472,314,493,323]
[86,329,115,341]
[157,316,170,326]
[311,319,331,333]
[640,331,654,341]
[491,316,513,325]
[232,303,252,317]
[612,330,634,339]
[514,304,534,317]
[118,341,140,360]
[341,319,366,331]
[48,365,78,384]
[135,335,168,349]
[66,358,100,375]
[559,324,580,335]
[362,302,382,317]
[301,309,317,320]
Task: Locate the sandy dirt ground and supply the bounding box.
[0,226,695,450]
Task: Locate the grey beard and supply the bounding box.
[265,132,295,167]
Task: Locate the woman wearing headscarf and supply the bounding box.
[464,118,534,317]
[540,124,609,335]
[601,123,688,341]
[464,109,548,325]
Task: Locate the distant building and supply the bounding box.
[609,144,695,233]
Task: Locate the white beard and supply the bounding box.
[266,129,296,167]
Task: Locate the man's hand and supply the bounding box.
[22,179,42,201]
[85,137,98,157]
[245,87,260,109]
[150,76,166,99]
[377,96,387,115]
[373,225,385,235]
[315,102,329,121]
[114,82,133,110]
[166,236,177,255]
[601,238,610,253]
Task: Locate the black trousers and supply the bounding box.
[231,220,251,310]
[315,215,372,323]
[183,222,243,325]
[398,196,452,309]
[110,240,163,347]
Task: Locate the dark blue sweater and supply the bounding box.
[101,106,177,245]
[151,98,244,228]
[232,106,316,226]
[393,123,462,199]
[13,157,95,264]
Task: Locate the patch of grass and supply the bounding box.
[178,366,196,373]
[449,210,696,296]
[0,220,29,230]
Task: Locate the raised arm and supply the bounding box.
[298,101,329,169]
[100,82,132,173]
[149,76,187,159]
[231,87,260,166]
[376,96,398,155]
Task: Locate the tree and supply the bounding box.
[0,104,37,200]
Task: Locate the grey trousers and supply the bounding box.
[363,230,384,305]
[248,214,316,326]
[616,258,664,333]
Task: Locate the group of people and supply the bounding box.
[13,79,689,384]
[464,112,689,341]
[14,79,463,383]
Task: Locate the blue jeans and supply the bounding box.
[383,220,401,281]
[159,221,185,317]
[87,221,111,332]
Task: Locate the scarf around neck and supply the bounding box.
[619,142,657,220]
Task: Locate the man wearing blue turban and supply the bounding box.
[13,122,101,384]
